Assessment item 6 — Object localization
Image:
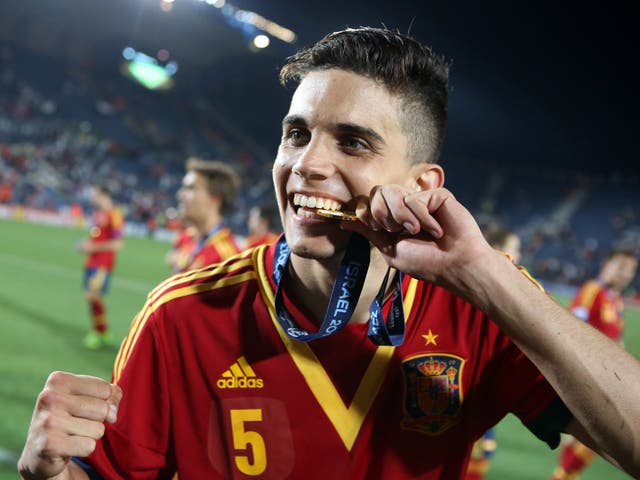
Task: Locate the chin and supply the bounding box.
[285,233,344,261]
[287,239,335,260]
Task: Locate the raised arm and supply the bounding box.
[346,185,640,477]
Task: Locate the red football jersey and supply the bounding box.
[85,208,123,270]
[85,242,564,479]
[186,226,240,271]
[570,280,624,341]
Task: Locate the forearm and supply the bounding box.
[453,250,640,475]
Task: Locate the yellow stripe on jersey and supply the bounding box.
[237,355,257,377]
[113,257,256,383]
[148,255,253,306]
[254,245,418,451]
[209,229,239,261]
[573,281,601,310]
[114,252,254,378]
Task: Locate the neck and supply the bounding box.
[195,216,221,237]
[287,248,393,326]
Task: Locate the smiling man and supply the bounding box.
[18,28,640,480]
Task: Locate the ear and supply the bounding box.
[407,162,445,191]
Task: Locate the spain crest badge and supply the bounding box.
[400,353,465,435]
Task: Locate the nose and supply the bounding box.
[292,135,336,181]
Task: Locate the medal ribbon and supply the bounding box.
[272,233,406,346]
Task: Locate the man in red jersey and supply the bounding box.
[76,185,124,349]
[19,28,640,480]
[166,158,241,273]
[549,248,638,480]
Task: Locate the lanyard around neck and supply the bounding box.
[272,234,406,346]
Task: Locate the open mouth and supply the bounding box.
[292,193,351,220]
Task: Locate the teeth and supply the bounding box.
[293,194,342,211]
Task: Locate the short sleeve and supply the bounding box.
[484,340,573,449]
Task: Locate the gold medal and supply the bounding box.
[315,209,358,222]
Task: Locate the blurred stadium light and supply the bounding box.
[120,47,178,90]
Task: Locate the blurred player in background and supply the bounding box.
[483,223,522,264]
[466,224,522,480]
[244,202,280,249]
[76,185,123,349]
[166,158,241,272]
[549,248,638,480]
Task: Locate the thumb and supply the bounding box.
[106,384,122,424]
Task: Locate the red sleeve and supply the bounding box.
[85,311,176,479]
[484,339,571,448]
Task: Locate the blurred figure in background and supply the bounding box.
[167,158,241,272]
[465,223,522,480]
[244,202,280,249]
[549,248,638,480]
[76,185,124,349]
[483,223,522,264]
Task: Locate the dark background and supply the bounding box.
[0,0,638,173]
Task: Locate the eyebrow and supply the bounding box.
[282,115,386,146]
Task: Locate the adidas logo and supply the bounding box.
[216,356,264,389]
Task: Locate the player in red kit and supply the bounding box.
[76,185,124,349]
[549,248,638,480]
[245,202,280,249]
[18,28,640,480]
[167,158,241,272]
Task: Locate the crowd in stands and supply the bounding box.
[1,43,638,294]
[0,43,273,236]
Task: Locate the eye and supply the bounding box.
[283,127,310,146]
[338,136,369,151]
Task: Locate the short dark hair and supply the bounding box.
[94,184,112,198]
[279,27,450,164]
[186,157,240,214]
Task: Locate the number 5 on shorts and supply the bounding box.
[230,408,267,475]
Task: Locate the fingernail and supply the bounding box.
[403,222,416,234]
[107,403,118,424]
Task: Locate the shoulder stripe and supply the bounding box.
[217,237,238,260]
[573,281,601,310]
[208,229,239,260]
[149,251,253,303]
[113,266,256,383]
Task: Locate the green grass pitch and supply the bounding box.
[0,218,637,479]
